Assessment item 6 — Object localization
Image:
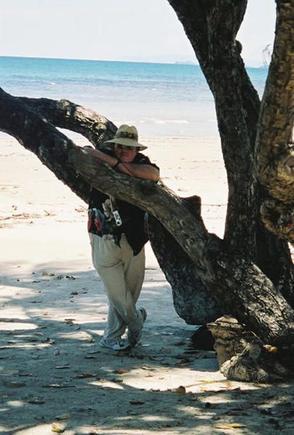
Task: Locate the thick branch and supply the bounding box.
[261,197,294,244]
[71,147,294,346]
[256,0,294,203]
[168,0,260,256]
[1,87,293,346]
[167,0,294,294]
[147,212,223,325]
[0,88,91,203]
[19,96,117,148]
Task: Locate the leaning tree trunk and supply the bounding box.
[1,88,294,346]
[163,0,294,377]
[163,0,294,312]
[147,199,222,324]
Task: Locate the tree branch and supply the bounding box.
[261,197,294,244]
[1,86,293,346]
[168,0,260,255]
[0,88,91,203]
[71,146,294,346]
[19,96,117,148]
[255,0,294,216]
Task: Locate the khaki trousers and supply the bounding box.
[90,233,145,341]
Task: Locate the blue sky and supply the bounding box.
[0,0,276,66]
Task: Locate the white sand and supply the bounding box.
[0,133,293,434]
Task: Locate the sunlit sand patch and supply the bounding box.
[0,321,38,331]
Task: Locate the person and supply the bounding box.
[87,124,160,351]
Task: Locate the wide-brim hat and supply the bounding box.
[105,124,147,150]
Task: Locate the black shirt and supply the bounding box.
[88,151,158,255]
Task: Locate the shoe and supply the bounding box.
[139,307,147,323]
[99,337,130,351]
[128,307,147,347]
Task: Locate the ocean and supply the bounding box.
[0,56,268,138]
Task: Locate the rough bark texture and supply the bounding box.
[147,201,222,324]
[1,86,294,351]
[167,0,259,255]
[19,96,117,148]
[260,198,294,244]
[208,316,294,382]
[256,0,294,203]
[167,0,294,313]
[255,0,294,243]
[70,144,294,346]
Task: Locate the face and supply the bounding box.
[114,144,138,163]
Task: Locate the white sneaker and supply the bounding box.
[99,337,130,351]
[128,308,147,347]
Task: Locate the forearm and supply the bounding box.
[82,147,159,180]
[117,163,160,181]
[83,147,119,168]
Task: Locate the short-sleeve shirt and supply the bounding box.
[88,151,159,255]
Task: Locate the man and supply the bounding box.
[87,124,159,351]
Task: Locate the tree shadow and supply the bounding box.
[0,263,294,434]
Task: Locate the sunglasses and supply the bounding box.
[116,144,136,151]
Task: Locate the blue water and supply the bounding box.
[0,56,268,137]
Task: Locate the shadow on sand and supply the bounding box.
[0,263,293,434]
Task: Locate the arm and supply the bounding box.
[83,147,119,168]
[117,162,160,181]
[83,147,160,181]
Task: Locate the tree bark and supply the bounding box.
[256,0,294,202]
[18,96,117,148]
[166,0,293,306]
[1,87,294,348]
[255,0,294,242]
[7,89,293,309]
[208,316,293,382]
[147,211,222,325]
[167,0,260,255]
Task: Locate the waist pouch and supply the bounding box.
[88,208,123,244]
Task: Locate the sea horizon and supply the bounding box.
[0,54,269,70]
[0,55,268,139]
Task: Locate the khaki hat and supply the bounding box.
[105,124,147,150]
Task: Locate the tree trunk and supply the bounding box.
[255,0,294,242]
[168,0,259,255]
[147,198,222,324]
[167,0,293,311]
[18,96,117,148]
[1,87,293,350]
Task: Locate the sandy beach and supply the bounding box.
[1,133,293,434]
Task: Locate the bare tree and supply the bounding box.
[262,44,272,66]
[0,0,293,381]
